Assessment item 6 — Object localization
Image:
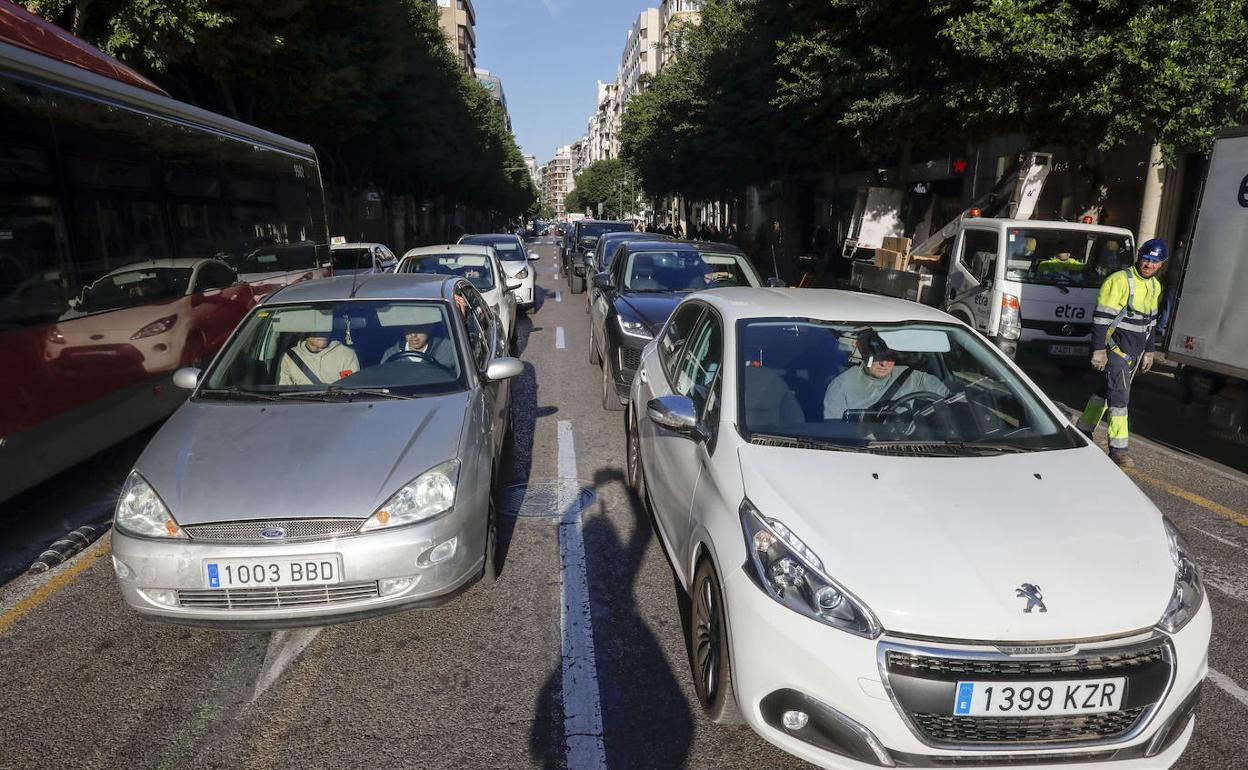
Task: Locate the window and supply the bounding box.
[456,286,491,369]
[192,261,238,293]
[658,302,704,379]
[960,229,1000,284]
[674,313,722,417]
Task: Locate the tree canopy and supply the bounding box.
[564,159,637,220]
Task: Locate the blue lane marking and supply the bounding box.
[954,682,974,715]
[207,563,220,588]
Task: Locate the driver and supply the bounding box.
[822,330,949,420]
[1037,240,1085,278]
[278,332,360,385]
[382,323,456,369]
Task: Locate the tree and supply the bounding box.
[566,160,637,220]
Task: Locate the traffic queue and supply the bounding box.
[104,216,1209,769]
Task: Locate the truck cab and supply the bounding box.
[943,219,1135,360]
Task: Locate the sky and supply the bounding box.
[475,0,650,166]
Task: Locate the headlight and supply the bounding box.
[515,268,529,280]
[741,499,881,638]
[1157,517,1204,633]
[131,314,177,339]
[617,315,653,340]
[360,460,460,531]
[114,472,187,539]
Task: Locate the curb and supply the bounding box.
[28,523,111,575]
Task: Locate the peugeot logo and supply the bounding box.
[259,526,287,540]
[1016,583,1047,613]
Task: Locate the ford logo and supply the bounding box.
[259,527,287,540]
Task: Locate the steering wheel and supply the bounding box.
[383,349,456,374]
[875,390,945,414]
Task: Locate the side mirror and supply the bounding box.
[647,395,706,440]
[592,272,615,290]
[766,277,786,288]
[484,356,524,382]
[173,367,201,390]
[506,277,523,291]
[528,252,541,261]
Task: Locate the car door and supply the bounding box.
[459,284,509,455]
[946,227,1001,333]
[638,302,709,560]
[492,253,516,342]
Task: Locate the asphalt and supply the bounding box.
[1,236,1246,770]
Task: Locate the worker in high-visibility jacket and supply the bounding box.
[1076,239,1168,467]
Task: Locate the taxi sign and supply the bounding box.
[331,235,347,245]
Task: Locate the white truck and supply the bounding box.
[1166,129,1248,433]
[848,153,1137,363]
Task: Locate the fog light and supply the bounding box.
[378,575,419,596]
[427,536,458,565]
[138,588,178,607]
[112,556,133,579]
[782,710,809,731]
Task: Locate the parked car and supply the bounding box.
[459,233,539,311]
[565,220,634,291]
[398,244,518,349]
[583,231,674,313]
[111,273,523,627]
[330,241,398,275]
[627,287,1210,770]
[589,241,761,411]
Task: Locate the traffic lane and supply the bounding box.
[0,257,567,770]
[534,257,811,769]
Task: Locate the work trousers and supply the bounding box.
[1077,354,1136,450]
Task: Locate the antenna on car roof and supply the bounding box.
[348,247,363,299]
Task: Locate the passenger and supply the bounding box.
[382,323,457,369]
[278,332,360,386]
[822,330,949,420]
[1037,241,1085,279]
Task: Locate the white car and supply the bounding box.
[397,245,518,348]
[627,288,1209,770]
[330,241,398,275]
[458,233,539,311]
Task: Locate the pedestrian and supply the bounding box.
[674,223,685,239]
[1075,238,1168,467]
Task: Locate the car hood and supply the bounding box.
[617,293,683,335]
[736,443,1176,641]
[137,394,470,524]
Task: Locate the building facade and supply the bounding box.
[474,68,511,132]
[430,0,476,72]
[586,80,621,164]
[620,8,661,105]
[658,0,703,69]
[541,145,573,215]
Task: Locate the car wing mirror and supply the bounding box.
[647,395,707,440]
[484,356,524,382]
[592,272,615,290]
[173,367,201,390]
[528,252,541,261]
[506,277,523,291]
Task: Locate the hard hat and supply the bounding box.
[1138,238,1169,263]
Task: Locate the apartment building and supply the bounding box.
[620,8,661,105]
[658,0,703,69]
[474,68,512,132]
[586,80,621,163]
[431,0,476,72]
[542,145,573,215]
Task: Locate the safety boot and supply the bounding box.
[1109,448,1135,468]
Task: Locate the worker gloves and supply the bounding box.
[1091,349,1108,371]
[1140,352,1155,373]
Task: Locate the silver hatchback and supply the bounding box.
[111,274,522,627]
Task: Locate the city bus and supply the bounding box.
[0,4,331,500]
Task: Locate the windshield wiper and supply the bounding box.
[274,386,412,401]
[864,440,1029,456]
[196,387,281,402]
[749,433,860,452]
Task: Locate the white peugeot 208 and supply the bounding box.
[627,288,1209,769]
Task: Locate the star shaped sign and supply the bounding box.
[952,159,968,174]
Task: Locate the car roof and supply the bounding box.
[980,219,1135,237]
[262,274,454,305]
[694,288,959,325]
[402,244,494,258]
[102,257,217,274]
[618,240,700,253]
[460,233,519,242]
[331,242,385,250]
[689,240,745,254]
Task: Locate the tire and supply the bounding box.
[626,407,646,503]
[481,487,499,585]
[589,328,601,366]
[602,357,625,411]
[689,558,741,724]
[571,271,585,294]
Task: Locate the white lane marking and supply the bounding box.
[1194,527,1246,551]
[252,627,321,701]
[1209,668,1248,710]
[555,291,562,303]
[557,420,607,770]
[556,327,566,350]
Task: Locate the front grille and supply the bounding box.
[886,647,1164,678]
[921,751,1117,766]
[1023,320,1092,337]
[911,708,1144,745]
[619,347,642,372]
[183,518,364,543]
[177,581,379,610]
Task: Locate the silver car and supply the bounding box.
[111,274,523,627]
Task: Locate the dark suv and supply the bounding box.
[564,220,633,292]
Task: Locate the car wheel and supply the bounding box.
[602,357,624,411]
[571,272,584,294]
[589,328,601,366]
[626,406,646,503]
[481,487,499,585]
[690,558,741,724]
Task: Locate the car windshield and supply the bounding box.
[78,267,192,313]
[736,319,1078,452]
[331,248,372,271]
[201,300,465,398]
[622,250,761,292]
[1004,228,1134,288]
[580,222,632,240]
[463,235,524,261]
[399,253,495,291]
